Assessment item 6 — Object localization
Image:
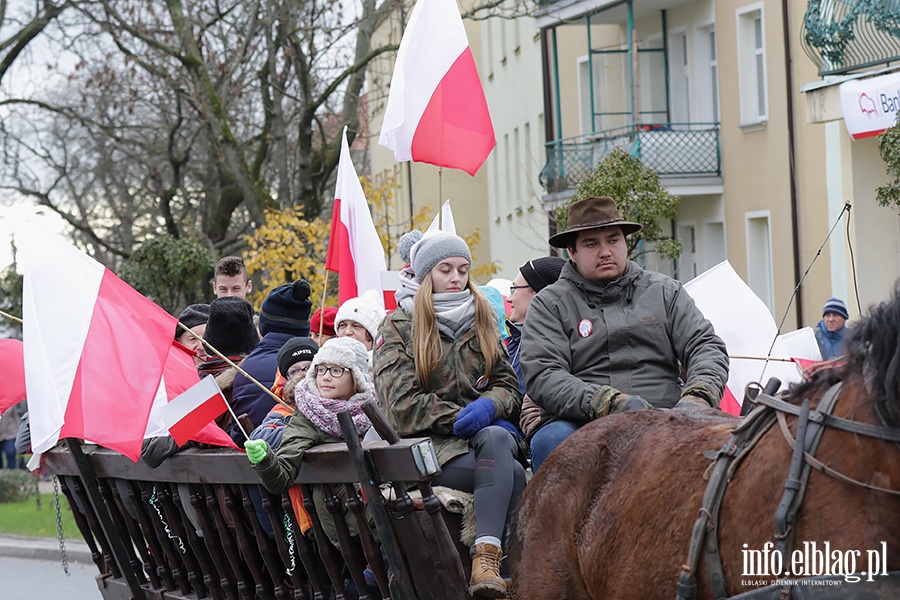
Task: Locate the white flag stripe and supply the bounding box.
[22,228,105,454]
[143,375,171,439]
[336,126,387,296]
[158,376,223,429]
[378,0,468,160]
[426,200,457,234]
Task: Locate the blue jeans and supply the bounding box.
[0,439,18,469]
[529,420,581,473]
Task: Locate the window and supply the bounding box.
[678,223,698,280]
[710,29,719,122]
[737,5,767,125]
[669,32,690,124]
[746,211,774,311]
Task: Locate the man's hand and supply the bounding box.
[674,394,712,410]
[244,439,269,464]
[589,385,653,419]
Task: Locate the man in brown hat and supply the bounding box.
[520,196,728,471]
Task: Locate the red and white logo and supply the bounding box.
[578,319,593,338]
[859,93,878,116]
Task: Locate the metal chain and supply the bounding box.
[282,514,296,576]
[52,476,70,576]
[147,485,185,553]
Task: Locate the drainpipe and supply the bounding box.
[782,0,803,327]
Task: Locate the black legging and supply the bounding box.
[432,426,527,543]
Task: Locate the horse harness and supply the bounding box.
[676,382,900,600]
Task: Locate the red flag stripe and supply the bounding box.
[168,393,227,446]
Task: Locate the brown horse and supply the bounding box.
[510,287,900,599]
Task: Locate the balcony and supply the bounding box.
[539,122,721,194]
[802,0,900,76]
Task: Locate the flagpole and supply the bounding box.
[729,355,796,362]
[0,309,22,324]
[438,167,443,228]
[177,322,293,412]
[319,273,330,339]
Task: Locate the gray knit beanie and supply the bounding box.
[398,230,424,264]
[409,231,472,283]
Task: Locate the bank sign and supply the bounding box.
[840,71,900,140]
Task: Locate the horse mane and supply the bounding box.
[788,282,900,429]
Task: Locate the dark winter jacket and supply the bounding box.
[230,332,294,440]
[521,260,728,426]
[372,306,522,466]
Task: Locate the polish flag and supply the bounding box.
[326,126,387,305]
[683,261,820,416]
[0,339,27,413]
[158,375,228,447]
[144,342,239,449]
[22,232,175,461]
[378,0,495,176]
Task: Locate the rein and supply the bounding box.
[677,381,898,600]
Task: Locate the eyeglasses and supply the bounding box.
[286,364,311,377]
[314,365,350,378]
[508,285,532,296]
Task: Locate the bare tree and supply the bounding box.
[1,0,401,263]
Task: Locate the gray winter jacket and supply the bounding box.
[520,260,728,424]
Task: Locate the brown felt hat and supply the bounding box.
[549,196,643,248]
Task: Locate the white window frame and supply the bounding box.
[702,217,727,271]
[736,4,768,126]
[745,210,774,311]
[668,27,691,125]
[695,22,720,124]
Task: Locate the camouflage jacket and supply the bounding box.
[373,307,522,466]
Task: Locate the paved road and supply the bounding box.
[2,555,101,599]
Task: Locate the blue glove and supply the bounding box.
[490,418,520,439]
[453,397,496,439]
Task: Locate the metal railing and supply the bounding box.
[802,0,900,76]
[539,122,721,194]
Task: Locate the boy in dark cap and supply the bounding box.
[175,303,210,367]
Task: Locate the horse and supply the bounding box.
[509,286,900,599]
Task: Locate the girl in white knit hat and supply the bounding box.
[244,337,375,549]
[373,230,525,598]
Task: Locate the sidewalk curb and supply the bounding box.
[0,534,93,564]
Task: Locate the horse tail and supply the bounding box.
[509,429,616,599]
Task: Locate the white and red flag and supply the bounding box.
[0,339,26,413]
[326,126,387,305]
[22,232,175,461]
[143,342,240,449]
[683,261,820,416]
[157,374,229,447]
[378,0,495,175]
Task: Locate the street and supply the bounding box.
[3,556,101,599]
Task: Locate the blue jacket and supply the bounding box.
[230,332,294,440]
[815,320,846,360]
[505,321,525,396]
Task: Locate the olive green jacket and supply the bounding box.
[372,307,522,466]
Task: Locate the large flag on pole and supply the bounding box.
[22,231,175,461]
[326,126,387,305]
[378,0,495,175]
[0,339,26,413]
[683,261,820,415]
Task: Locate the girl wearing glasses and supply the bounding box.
[245,336,375,549]
[373,230,525,599]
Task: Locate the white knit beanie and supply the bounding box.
[306,337,373,394]
[335,290,386,341]
[409,231,472,283]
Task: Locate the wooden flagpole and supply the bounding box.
[0,309,22,323]
[319,272,330,339]
[438,167,443,228]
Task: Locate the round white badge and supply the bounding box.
[578,319,593,338]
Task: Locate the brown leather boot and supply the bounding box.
[469,542,507,598]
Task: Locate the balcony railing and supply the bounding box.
[539,123,721,194]
[802,0,900,76]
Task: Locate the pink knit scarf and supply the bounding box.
[293,379,374,438]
